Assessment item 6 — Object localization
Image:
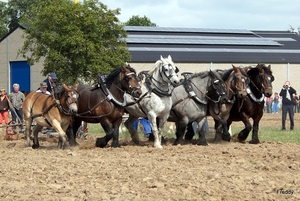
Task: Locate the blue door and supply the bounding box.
[10,61,30,93]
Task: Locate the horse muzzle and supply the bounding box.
[131,88,142,98]
[264,87,273,98]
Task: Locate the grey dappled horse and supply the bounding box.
[168,70,227,145]
[124,55,180,148]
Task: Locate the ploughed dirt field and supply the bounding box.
[0,114,299,200]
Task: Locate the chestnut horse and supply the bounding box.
[23,84,79,149]
[67,65,142,148]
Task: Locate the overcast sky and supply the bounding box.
[99,0,300,31]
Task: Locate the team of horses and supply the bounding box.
[22,55,274,149]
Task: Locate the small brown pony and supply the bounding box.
[23,84,79,149]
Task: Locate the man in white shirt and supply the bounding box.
[36,82,51,95]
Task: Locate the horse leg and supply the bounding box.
[249,119,260,144]
[95,120,113,148]
[184,122,195,141]
[32,125,42,149]
[197,118,208,146]
[213,119,223,142]
[25,118,32,147]
[237,119,252,142]
[52,121,68,149]
[148,114,162,148]
[111,124,121,148]
[124,115,140,145]
[216,118,231,142]
[66,119,81,146]
[173,119,188,145]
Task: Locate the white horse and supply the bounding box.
[124,55,180,148]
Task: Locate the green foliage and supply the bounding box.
[124,15,157,27]
[0,2,8,37]
[19,0,131,83]
[4,0,43,31]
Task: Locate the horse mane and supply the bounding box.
[190,71,210,79]
[148,60,162,76]
[104,65,136,87]
[219,69,232,80]
[247,64,273,79]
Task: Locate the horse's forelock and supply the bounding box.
[105,67,122,85]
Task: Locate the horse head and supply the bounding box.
[231,65,249,98]
[207,70,227,102]
[246,64,274,98]
[119,65,142,98]
[150,55,180,87]
[62,83,79,115]
[258,64,274,97]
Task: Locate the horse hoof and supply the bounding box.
[69,140,79,147]
[132,138,140,145]
[154,144,163,149]
[32,144,39,149]
[249,139,260,144]
[111,143,121,148]
[222,135,231,142]
[197,141,208,146]
[95,138,107,148]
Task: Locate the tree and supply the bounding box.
[0,1,8,37]
[124,15,157,27]
[19,0,130,83]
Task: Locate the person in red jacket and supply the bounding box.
[0,88,10,129]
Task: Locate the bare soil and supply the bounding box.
[0,114,299,201]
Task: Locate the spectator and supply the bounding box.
[265,96,273,113]
[9,83,25,134]
[272,92,279,114]
[293,93,300,113]
[0,88,10,129]
[43,72,58,93]
[279,81,296,131]
[132,118,152,138]
[36,82,51,95]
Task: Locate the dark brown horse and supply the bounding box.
[67,65,142,148]
[208,65,249,142]
[225,64,274,144]
[23,84,79,149]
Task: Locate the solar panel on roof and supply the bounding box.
[128,47,300,54]
[125,37,281,46]
[124,26,253,34]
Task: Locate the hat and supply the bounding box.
[40,82,48,88]
[0,88,4,92]
[49,72,57,79]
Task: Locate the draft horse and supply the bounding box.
[186,65,249,144]
[67,65,142,148]
[124,55,180,148]
[23,84,79,149]
[168,70,227,146]
[226,64,274,144]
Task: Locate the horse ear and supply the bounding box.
[168,55,172,61]
[267,64,271,70]
[62,83,68,90]
[75,84,78,90]
[232,64,238,72]
[244,66,250,72]
[160,55,164,61]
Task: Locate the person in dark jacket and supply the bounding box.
[279,81,297,130]
[43,72,58,93]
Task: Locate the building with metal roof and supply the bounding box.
[1,25,300,93]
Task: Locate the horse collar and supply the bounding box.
[246,86,264,102]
